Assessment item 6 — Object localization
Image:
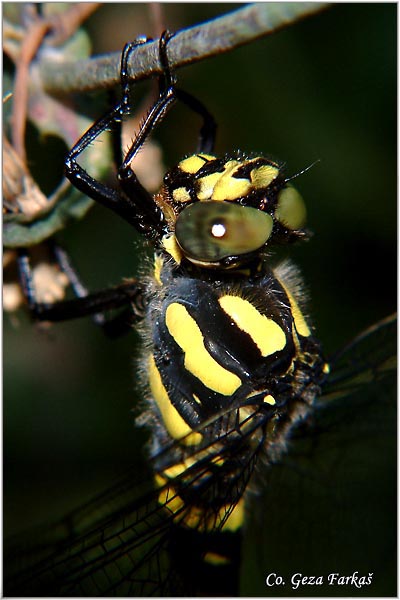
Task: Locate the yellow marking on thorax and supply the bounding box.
[179,154,216,174]
[148,355,202,445]
[280,283,311,337]
[165,303,242,395]
[218,295,286,356]
[162,234,183,265]
[323,362,330,374]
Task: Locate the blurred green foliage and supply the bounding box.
[4,3,396,596]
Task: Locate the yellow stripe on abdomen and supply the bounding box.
[156,472,245,533]
[218,295,286,356]
[165,302,241,395]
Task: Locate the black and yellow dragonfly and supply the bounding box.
[4,25,396,596]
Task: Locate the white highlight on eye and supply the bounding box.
[211,222,226,238]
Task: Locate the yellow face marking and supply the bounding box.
[172,186,191,203]
[196,160,253,201]
[165,303,242,395]
[264,394,276,405]
[196,171,223,201]
[196,160,279,201]
[179,154,215,174]
[218,295,286,357]
[148,355,202,444]
[250,164,279,189]
[323,362,330,374]
[280,283,311,337]
[162,234,183,265]
[212,175,251,201]
[212,164,251,201]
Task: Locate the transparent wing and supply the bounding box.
[249,313,396,596]
[320,312,396,403]
[4,315,397,597]
[4,403,265,596]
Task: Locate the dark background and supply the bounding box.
[4,3,396,596]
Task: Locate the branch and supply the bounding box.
[40,3,328,94]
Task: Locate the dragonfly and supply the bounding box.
[4,26,396,598]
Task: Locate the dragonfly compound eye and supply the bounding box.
[274,185,307,230]
[175,201,273,263]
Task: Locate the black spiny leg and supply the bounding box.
[158,31,217,154]
[116,31,178,237]
[65,36,165,240]
[118,30,217,185]
[175,89,217,154]
[17,245,147,338]
[160,31,216,153]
